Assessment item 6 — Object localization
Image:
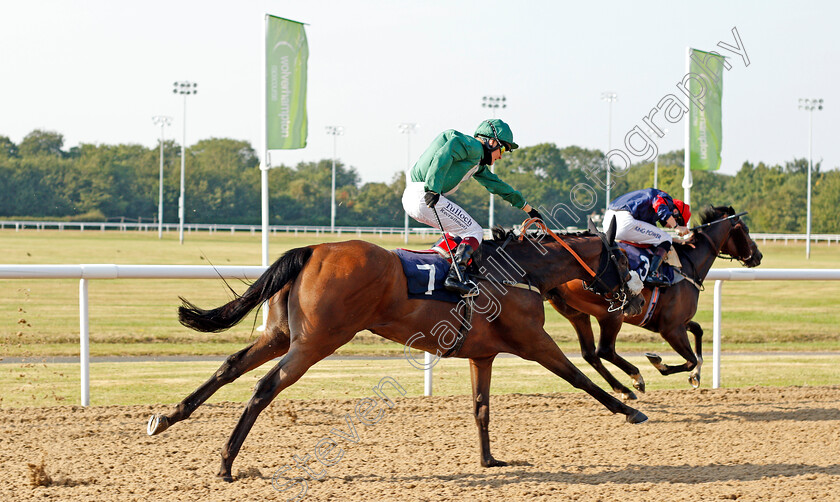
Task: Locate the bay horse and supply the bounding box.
[147,220,648,481]
[546,206,762,400]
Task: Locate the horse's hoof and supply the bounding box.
[481,457,508,467]
[631,374,646,393]
[645,353,665,370]
[625,410,648,424]
[219,473,234,483]
[147,414,170,436]
[689,374,701,389]
[618,390,638,401]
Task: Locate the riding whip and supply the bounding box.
[431,206,465,283]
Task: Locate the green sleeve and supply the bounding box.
[473,165,527,209]
[425,136,474,194]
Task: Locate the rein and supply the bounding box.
[518,217,596,277]
[517,217,628,312]
[689,211,747,232]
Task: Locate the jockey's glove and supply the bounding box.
[527,207,543,221]
[424,191,441,208]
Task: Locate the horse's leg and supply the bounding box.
[469,356,506,467]
[687,321,704,387]
[547,296,638,400]
[148,293,291,435]
[574,313,639,400]
[218,343,336,482]
[644,322,701,387]
[521,328,647,424]
[593,316,646,395]
[148,332,289,435]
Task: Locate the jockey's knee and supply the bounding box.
[462,236,480,249]
[462,224,483,244]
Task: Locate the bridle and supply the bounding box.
[519,218,631,312]
[690,211,755,264]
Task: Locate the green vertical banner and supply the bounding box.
[266,15,308,149]
[689,49,724,171]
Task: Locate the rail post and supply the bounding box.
[712,280,723,389]
[79,279,90,406]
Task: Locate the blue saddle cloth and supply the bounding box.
[617,243,675,284]
[393,249,461,303]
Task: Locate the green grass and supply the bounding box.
[2,229,840,360]
[2,353,838,408]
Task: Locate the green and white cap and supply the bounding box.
[474,119,518,150]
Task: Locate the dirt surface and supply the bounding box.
[3,386,840,501]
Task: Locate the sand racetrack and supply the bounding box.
[3,385,840,501]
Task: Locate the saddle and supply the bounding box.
[617,241,684,287]
[393,248,463,303]
[393,241,472,358]
[393,233,479,302]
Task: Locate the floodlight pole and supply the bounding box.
[646,127,668,189]
[399,123,418,244]
[172,81,197,245]
[152,116,172,239]
[798,98,824,260]
[482,95,506,229]
[326,126,344,233]
[601,92,617,211]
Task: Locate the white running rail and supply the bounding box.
[705,269,840,388]
[1,265,839,404]
[0,265,266,406]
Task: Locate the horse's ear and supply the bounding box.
[587,217,598,235]
[605,216,617,246]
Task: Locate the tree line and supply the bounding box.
[2,129,838,233]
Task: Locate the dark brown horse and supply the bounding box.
[546,206,762,400]
[147,222,647,481]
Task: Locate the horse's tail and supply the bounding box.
[178,246,314,333]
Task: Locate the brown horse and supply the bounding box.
[147,222,648,481]
[546,206,762,400]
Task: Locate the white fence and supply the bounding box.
[0,265,265,406]
[1,264,839,405]
[3,220,840,244]
[0,219,442,239]
[704,269,840,388]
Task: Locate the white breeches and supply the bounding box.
[604,209,672,246]
[402,181,484,242]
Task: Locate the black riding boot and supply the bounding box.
[645,243,671,287]
[444,243,478,297]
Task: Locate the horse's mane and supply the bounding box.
[488,225,594,244]
[698,205,735,226]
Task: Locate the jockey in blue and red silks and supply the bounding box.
[604,188,692,287]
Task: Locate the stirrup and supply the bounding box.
[444,277,479,297]
[644,273,670,287]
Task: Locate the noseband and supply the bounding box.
[582,241,631,312]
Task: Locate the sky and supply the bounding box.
[1,0,838,184]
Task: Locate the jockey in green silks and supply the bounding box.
[401,118,542,296]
